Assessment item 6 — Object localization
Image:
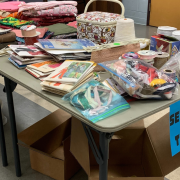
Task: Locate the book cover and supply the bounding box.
[8,58,27,69]
[9,45,51,57]
[38,39,95,50]
[44,60,94,84]
[27,60,62,73]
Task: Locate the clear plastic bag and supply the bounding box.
[99,59,178,100]
[62,79,130,123]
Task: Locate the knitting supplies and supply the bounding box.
[157,26,177,36]
[114,18,136,43]
[172,31,180,40]
[162,69,176,80]
[99,59,178,100]
[122,52,140,59]
[138,50,157,60]
[77,0,125,45]
[153,52,169,69]
[62,79,130,123]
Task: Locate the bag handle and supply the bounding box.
[84,0,125,17]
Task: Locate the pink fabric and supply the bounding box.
[18,1,77,12]
[22,5,77,17]
[0,1,25,12]
[12,27,48,38]
[68,21,77,28]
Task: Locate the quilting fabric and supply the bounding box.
[0,1,24,12]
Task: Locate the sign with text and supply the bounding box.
[170,101,180,156]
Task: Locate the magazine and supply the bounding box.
[27,60,62,73]
[9,45,51,57]
[8,58,27,69]
[38,39,95,50]
[44,60,95,84]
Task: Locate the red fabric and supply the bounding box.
[0,25,15,30]
[137,64,148,72]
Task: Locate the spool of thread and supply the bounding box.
[157,26,177,36]
[122,52,140,59]
[162,69,176,80]
[114,18,136,42]
[154,52,169,69]
[138,50,157,60]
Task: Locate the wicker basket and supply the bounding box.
[77,0,125,45]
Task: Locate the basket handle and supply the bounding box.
[84,0,125,17]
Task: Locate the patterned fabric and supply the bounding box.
[0,17,34,29]
[77,22,116,44]
[18,1,77,13]
[77,11,121,23]
[23,5,77,17]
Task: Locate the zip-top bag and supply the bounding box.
[77,0,125,45]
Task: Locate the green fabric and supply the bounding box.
[40,23,77,36]
[0,17,34,29]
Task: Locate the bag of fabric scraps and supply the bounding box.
[62,79,130,123]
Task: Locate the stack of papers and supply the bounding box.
[41,60,96,95]
[8,45,53,69]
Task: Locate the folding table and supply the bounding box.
[0,56,179,180]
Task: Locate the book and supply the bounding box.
[25,68,50,79]
[38,39,95,50]
[44,60,95,85]
[8,58,27,69]
[9,45,51,57]
[27,60,62,73]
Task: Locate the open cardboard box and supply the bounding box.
[18,109,81,180]
[71,113,180,180]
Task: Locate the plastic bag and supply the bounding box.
[62,79,130,123]
[99,59,178,100]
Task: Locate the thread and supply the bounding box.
[137,50,156,60]
[122,52,140,59]
[114,18,136,42]
[153,52,169,69]
[157,26,177,36]
[162,69,176,80]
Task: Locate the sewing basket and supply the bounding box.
[76,0,125,45]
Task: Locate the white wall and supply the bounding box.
[122,0,149,25]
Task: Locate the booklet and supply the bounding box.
[9,45,51,57]
[27,60,62,73]
[8,58,27,69]
[44,60,95,84]
[38,39,95,50]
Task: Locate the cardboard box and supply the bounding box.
[165,167,180,180]
[150,35,180,57]
[18,109,81,180]
[71,114,180,180]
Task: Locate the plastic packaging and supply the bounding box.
[99,59,178,100]
[62,79,130,123]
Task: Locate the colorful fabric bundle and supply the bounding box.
[63,79,130,123]
[0,17,34,29]
[99,59,178,100]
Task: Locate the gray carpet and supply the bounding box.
[0,84,87,180]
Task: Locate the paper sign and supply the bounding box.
[170,101,180,156]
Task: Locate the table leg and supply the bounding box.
[4,77,21,177]
[0,106,8,167]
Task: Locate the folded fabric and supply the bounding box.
[0,32,16,43]
[40,23,77,36]
[0,10,10,18]
[0,1,24,12]
[12,27,48,38]
[22,5,77,17]
[0,17,34,29]
[0,25,15,30]
[7,12,22,19]
[18,1,77,12]
[68,21,77,28]
[52,33,77,39]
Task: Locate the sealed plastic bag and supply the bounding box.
[62,79,130,123]
[99,59,178,100]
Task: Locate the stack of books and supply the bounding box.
[40,60,96,95]
[8,45,53,69]
[34,39,94,62]
[25,60,62,80]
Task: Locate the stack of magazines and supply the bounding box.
[40,60,97,95]
[8,45,53,69]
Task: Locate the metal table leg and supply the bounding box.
[82,123,113,180]
[0,106,8,167]
[4,77,21,177]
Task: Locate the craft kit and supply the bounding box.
[99,59,178,100]
[62,79,130,123]
[77,0,125,44]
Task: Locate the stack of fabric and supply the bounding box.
[18,1,77,26]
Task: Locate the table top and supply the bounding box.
[0,56,177,132]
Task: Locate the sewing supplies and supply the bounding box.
[20,25,40,45]
[153,52,169,69]
[157,26,177,36]
[162,69,176,80]
[172,30,180,40]
[114,18,136,43]
[137,50,157,60]
[122,52,140,59]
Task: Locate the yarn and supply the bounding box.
[114,18,136,43]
